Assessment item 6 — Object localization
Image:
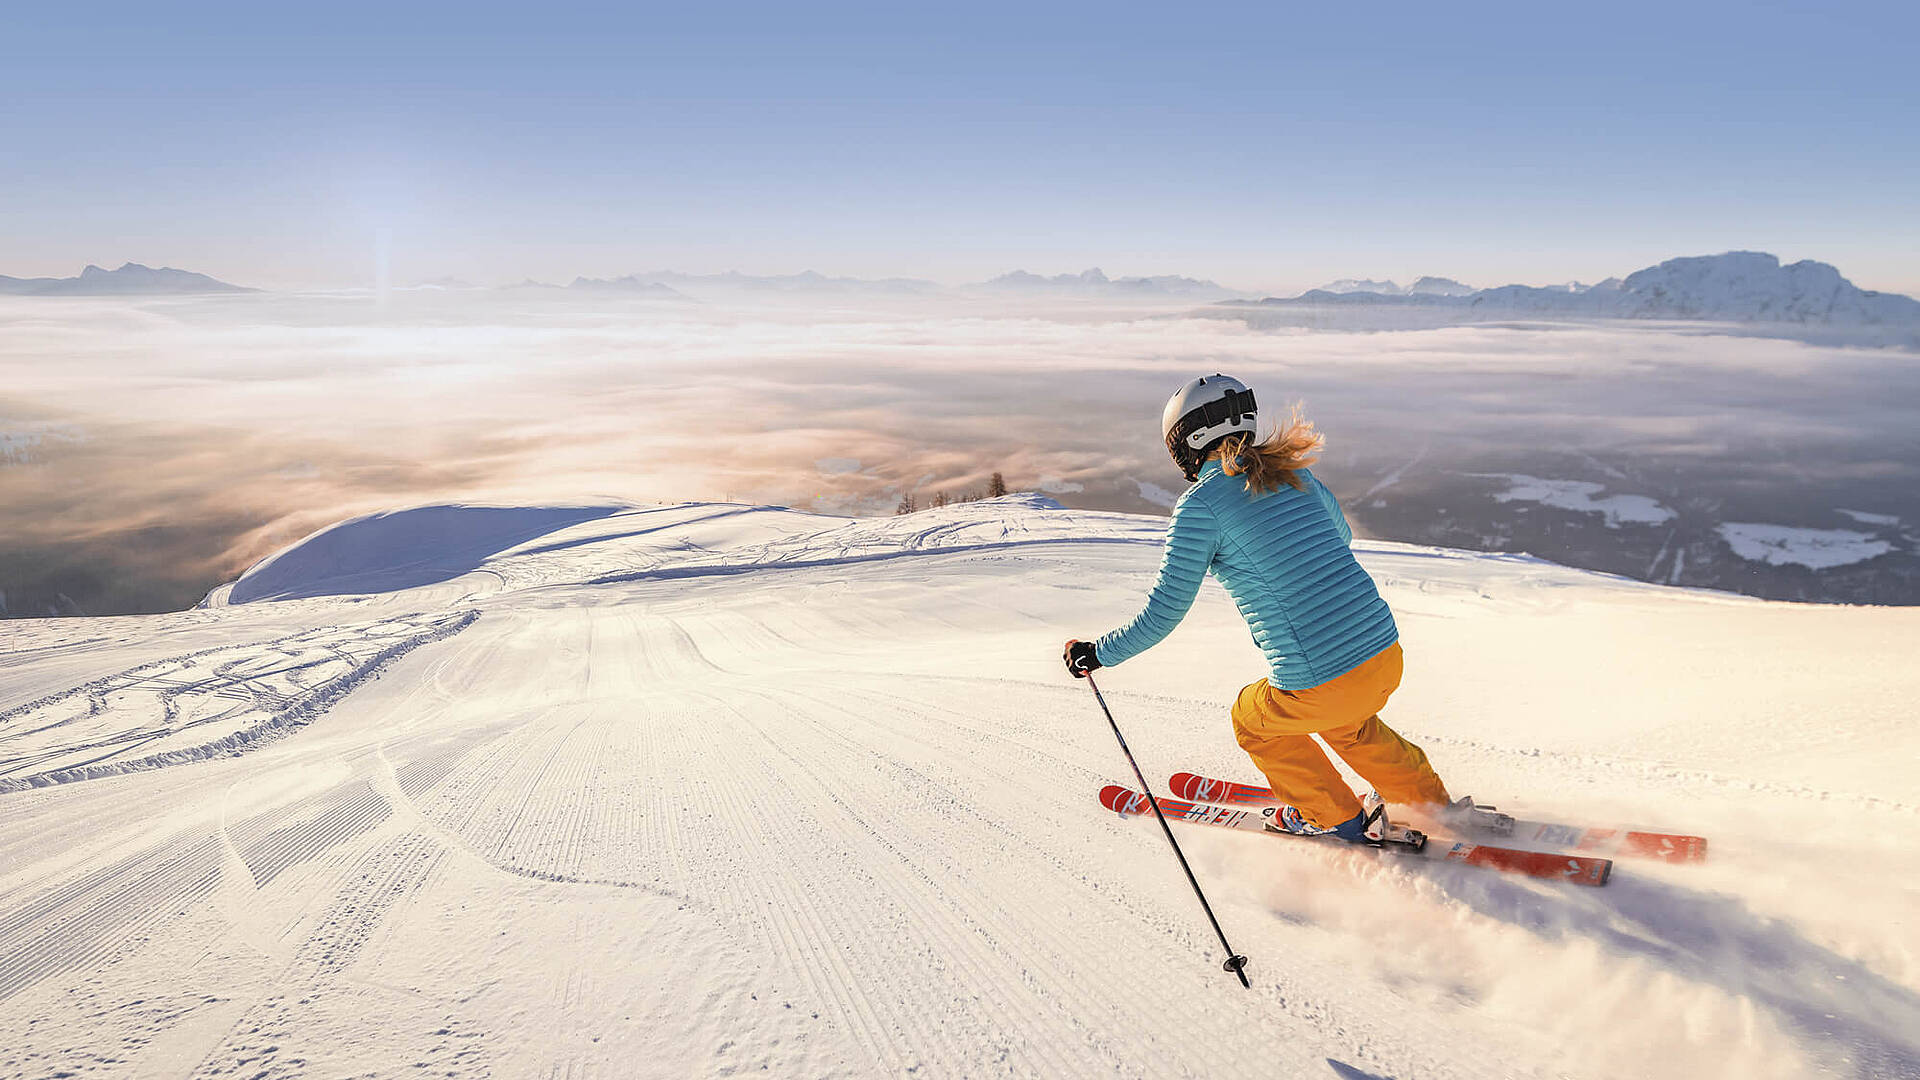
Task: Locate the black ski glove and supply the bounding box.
[1063,639,1101,678]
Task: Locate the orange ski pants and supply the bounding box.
[1230,642,1450,829]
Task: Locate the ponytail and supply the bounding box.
[1218,405,1322,494]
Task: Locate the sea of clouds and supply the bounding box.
[2,289,1916,615]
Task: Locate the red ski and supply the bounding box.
[1169,771,1706,865]
[1101,785,1611,886]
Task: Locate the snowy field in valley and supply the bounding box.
[2,495,1917,1079]
[1716,522,1895,570]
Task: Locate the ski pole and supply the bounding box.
[1079,669,1250,988]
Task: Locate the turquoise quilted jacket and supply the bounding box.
[1094,460,1397,690]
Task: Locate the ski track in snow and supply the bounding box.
[1,497,1917,1079]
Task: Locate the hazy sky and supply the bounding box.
[4,1,1916,293]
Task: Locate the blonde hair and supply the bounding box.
[1217,405,1322,494]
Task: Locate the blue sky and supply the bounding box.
[4,1,1915,292]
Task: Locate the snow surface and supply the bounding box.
[1718,522,1894,570]
[3,496,1918,1079]
[1477,473,1677,526]
[1838,509,1901,528]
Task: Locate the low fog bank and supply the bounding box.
[2,290,1916,616]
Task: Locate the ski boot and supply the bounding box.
[1345,791,1389,842]
[1357,792,1428,849]
[1273,794,1426,849]
[1272,803,1336,837]
[1272,796,1379,842]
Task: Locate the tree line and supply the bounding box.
[896,472,1008,514]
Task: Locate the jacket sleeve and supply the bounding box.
[1310,473,1353,545]
[1094,491,1221,667]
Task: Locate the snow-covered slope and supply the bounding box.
[3,496,1917,1078]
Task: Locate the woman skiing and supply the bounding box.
[1064,374,1450,843]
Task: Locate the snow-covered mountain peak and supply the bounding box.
[1406,275,1475,297]
[1257,251,1920,330]
[1617,251,1861,321]
[1316,278,1404,295]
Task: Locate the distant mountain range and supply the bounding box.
[0,263,254,296]
[1267,253,1920,326]
[8,253,1913,328]
[975,267,1235,298]
[1316,275,1477,298]
[510,266,1233,299]
[553,275,690,297]
[518,270,940,296]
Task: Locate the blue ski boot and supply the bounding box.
[1278,792,1391,844]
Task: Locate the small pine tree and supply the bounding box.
[896,492,917,515]
[988,472,1007,498]
[931,491,950,508]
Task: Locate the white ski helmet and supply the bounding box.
[1162,374,1258,481]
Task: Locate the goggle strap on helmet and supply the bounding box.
[1184,387,1256,439]
[1164,386,1258,481]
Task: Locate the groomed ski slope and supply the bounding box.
[2,495,1917,1079]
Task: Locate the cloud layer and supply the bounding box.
[3,291,1916,614]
